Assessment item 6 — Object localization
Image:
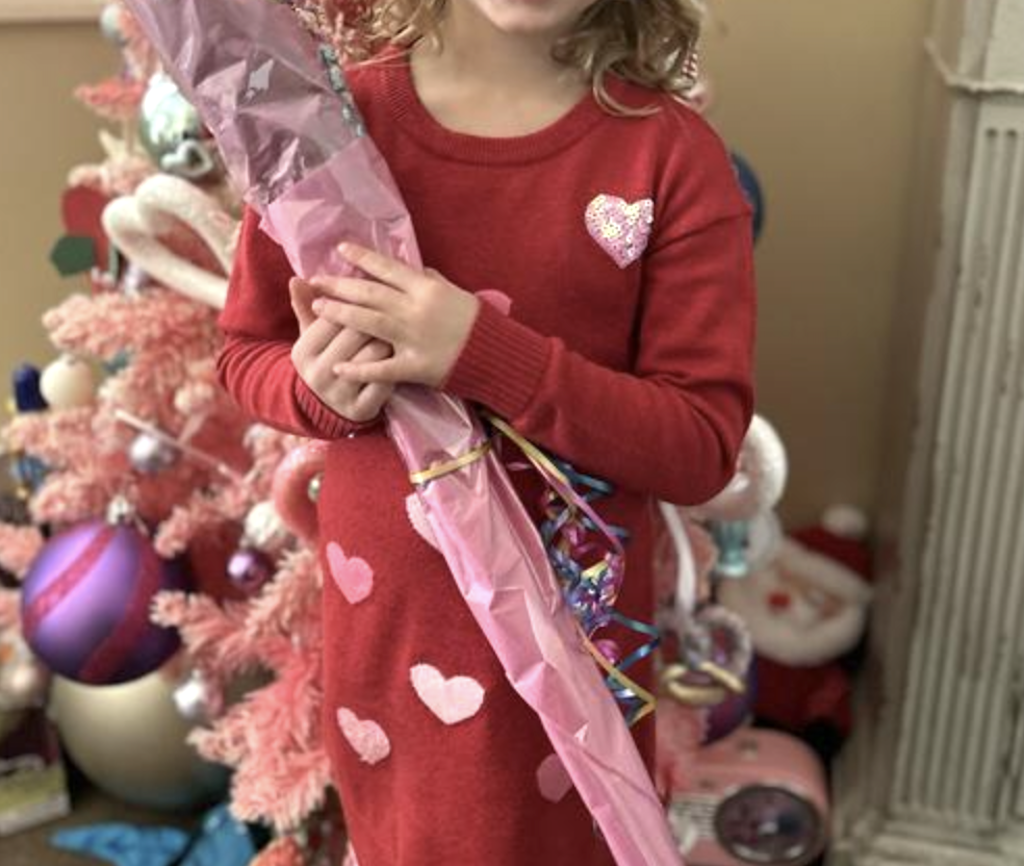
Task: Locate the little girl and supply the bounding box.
[217,0,755,862]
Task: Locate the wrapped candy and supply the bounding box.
[121,1,681,861]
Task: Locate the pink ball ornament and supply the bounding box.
[227,547,274,595]
[594,639,622,666]
[20,518,189,685]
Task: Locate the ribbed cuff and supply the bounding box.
[293,375,376,439]
[442,301,551,421]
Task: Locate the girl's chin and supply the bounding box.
[468,0,590,35]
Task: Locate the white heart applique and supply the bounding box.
[326,541,375,605]
[405,494,439,551]
[410,663,485,726]
[336,707,391,766]
[536,752,574,803]
[585,194,654,269]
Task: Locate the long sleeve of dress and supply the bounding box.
[444,129,756,506]
[216,208,376,440]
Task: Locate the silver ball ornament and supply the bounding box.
[139,74,220,181]
[99,3,128,46]
[121,261,151,296]
[129,432,179,474]
[308,473,323,503]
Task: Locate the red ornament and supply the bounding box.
[61,186,115,287]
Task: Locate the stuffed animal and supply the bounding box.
[717,505,873,759]
[102,173,238,308]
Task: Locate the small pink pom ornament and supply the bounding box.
[272,440,329,543]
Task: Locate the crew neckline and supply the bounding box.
[380,50,609,165]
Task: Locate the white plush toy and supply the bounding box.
[659,414,789,617]
[717,505,873,668]
[102,173,239,309]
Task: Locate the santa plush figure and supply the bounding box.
[717,505,873,760]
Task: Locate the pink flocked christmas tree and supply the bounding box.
[0,3,348,862]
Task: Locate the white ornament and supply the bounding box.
[39,356,97,409]
[244,501,289,551]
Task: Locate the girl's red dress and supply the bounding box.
[218,56,755,866]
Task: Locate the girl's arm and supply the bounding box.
[444,211,755,506]
[216,209,382,439]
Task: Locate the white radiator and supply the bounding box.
[831,1,1024,863]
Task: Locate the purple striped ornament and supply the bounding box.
[20,519,189,685]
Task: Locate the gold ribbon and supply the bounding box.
[583,632,658,725]
[409,415,658,722]
[408,440,493,486]
[660,660,746,707]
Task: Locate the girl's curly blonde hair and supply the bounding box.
[337,0,705,113]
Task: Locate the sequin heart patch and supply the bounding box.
[585,195,654,269]
[410,664,485,726]
[326,541,374,605]
[336,707,390,765]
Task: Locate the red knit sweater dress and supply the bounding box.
[217,55,755,866]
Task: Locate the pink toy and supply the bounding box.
[659,709,829,866]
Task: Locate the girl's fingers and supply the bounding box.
[323,327,374,365]
[312,276,402,313]
[297,316,345,358]
[314,299,396,342]
[352,338,393,364]
[289,277,319,331]
[334,358,406,384]
[338,243,424,293]
[353,382,394,418]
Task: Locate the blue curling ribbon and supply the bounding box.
[605,612,661,726]
[485,415,660,725]
[536,457,663,725]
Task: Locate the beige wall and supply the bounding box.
[0,5,933,528]
[703,0,933,526]
[0,22,113,386]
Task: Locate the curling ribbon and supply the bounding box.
[483,415,660,727]
[406,414,663,726]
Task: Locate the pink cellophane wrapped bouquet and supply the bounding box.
[121,0,681,861]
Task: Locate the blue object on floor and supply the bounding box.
[51,823,191,866]
[178,804,255,866]
[49,804,255,866]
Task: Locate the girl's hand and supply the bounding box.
[289,276,395,423]
[309,244,480,388]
